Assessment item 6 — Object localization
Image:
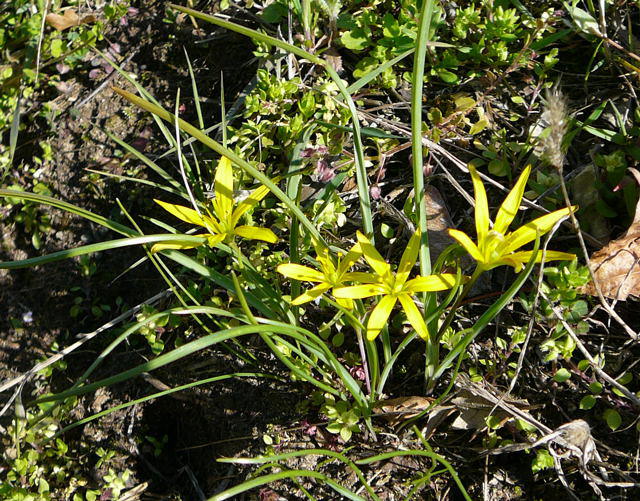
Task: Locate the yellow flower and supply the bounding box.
[448,165,577,272]
[333,231,459,341]
[151,157,277,253]
[277,242,370,309]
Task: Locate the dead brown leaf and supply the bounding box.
[581,168,640,300]
[46,10,96,31]
[373,396,434,425]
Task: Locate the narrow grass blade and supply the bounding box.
[33,322,332,404]
[162,249,275,316]
[0,189,136,237]
[356,450,470,501]
[411,0,438,277]
[346,49,414,95]
[208,470,366,501]
[84,169,185,199]
[169,4,325,66]
[0,234,206,269]
[218,449,379,501]
[184,47,205,129]
[6,92,21,178]
[314,120,402,139]
[53,372,276,438]
[104,130,184,193]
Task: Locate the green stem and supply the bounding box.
[425,267,483,391]
[412,0,438,393]
[411,0,436,278]
[354,327,372,397]
[436,266,484,341]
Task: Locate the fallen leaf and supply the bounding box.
[324,48,343,73]
[581,168,640,300]
[373,396,434,425]
[46,10,96,31]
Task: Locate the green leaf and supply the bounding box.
[326,422,342,434]
[50,39,63,58]
[553,368,571,383]
[436,68,459,83]
[261,2,288,23]
[603,408,622,430]
[563,3,602,36]
[579,395,596,410]
[515,418,537,432]
[341,30,369,51]
[532,449,554,473]
[469,119,488,135]
[486,415,502,430]
[339,426,352,442]
[380,223,394,239]
[488,158,510,177]
[332,332,345,347]
[589,381,603,394]
[455,96,476,112]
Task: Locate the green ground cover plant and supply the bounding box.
[2,0,640,499]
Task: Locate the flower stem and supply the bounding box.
[436,266,484,342]
[354,327,372,397]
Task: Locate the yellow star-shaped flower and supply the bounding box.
[333,231,459,341]
[277,241,371,309]
[151,157,277,252]
[448,165,577,271]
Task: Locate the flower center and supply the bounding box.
[482,230,505,262]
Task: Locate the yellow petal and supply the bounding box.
[447,229,485,263]
[367,295,397,341]
[499,250,576,271]
[335,297,355,310]
[150,238,206,253]
[343,272,379,283]
[291,283,332,305]
[494,165,530,234]
[235,225,278,243]
[500,206,577,255]
[333,283,386,299]
[214,156,234,221]
[277,263,325,282]
[396,230,421,286]
[231,184,271,226]
[154,199,207,227]
[398,294,430,340]
[469,164,490,243]
[337,242,363,276]
[356,231,391,278]
[405,274,459,293]
[315,246,336,276]
[206,233,226,247]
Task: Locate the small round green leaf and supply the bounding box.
[553,368,571,383]
[579,395,596,410]
[436,68,459,83]
[603,408,622,431]
[380,223,394,239]
[589,381,603,394]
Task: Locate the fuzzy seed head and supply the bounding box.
[542,88,569,169]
